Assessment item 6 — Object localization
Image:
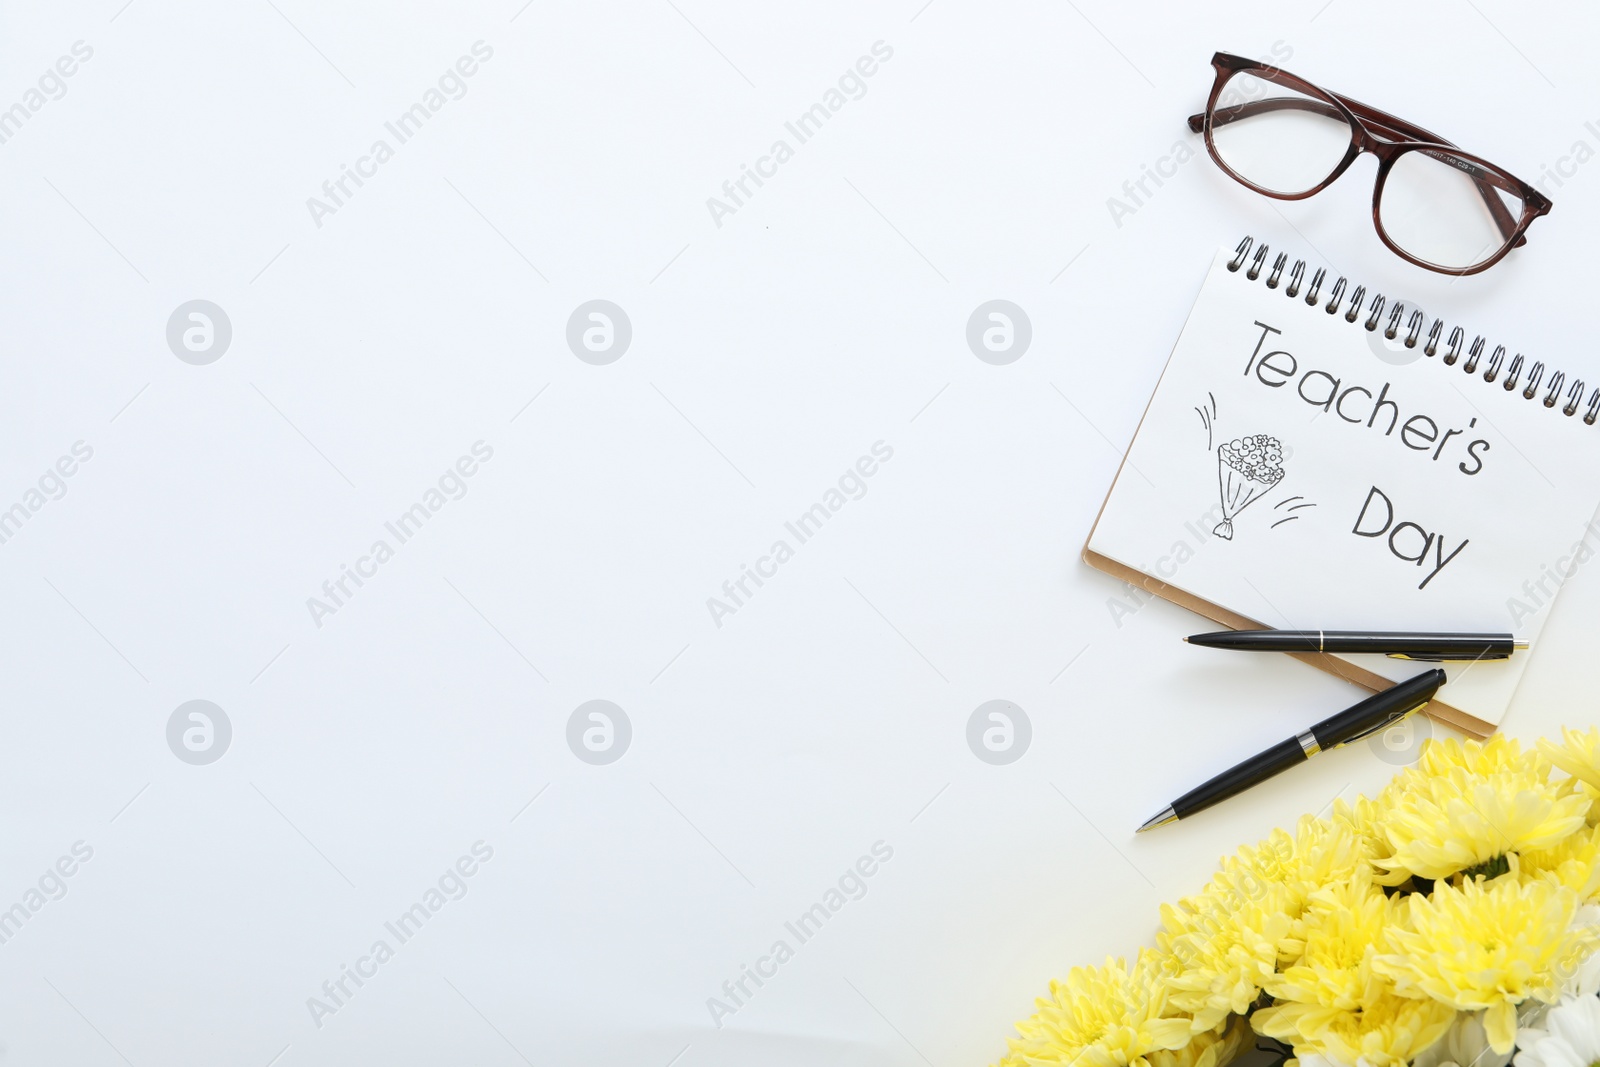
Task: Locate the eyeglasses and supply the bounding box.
[1189,52,1551,276]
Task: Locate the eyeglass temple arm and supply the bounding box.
[1187,98,1530,248]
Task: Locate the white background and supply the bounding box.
[1,1,1597,1064]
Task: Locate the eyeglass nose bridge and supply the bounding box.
[1343,128,1411,193]
[1325,99,1435,177]
[1349,123,1408,156]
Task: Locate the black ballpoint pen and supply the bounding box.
[1136,668,1447,832]
[1185,629,1526,661]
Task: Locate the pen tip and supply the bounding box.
[1137,806,1178,833]
[1181,636,1190,643]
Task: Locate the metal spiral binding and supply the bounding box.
[1227,236,1600,425]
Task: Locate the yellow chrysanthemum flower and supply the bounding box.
[1370,736,1589,884]
[1254,987,1454,1067]
[1540,727,1600,820]
[1330,794,1401,878]
[1247,813,1372,915]
[1252,867,1455,1067]
[1148,1015,1250,1067]
[1262,868,1392,1010]
[1521,820,1600,900]
[1208,813,1372,916]
[1374,874,1585,1053]
[1541,726,1600,790]
[998,951,1192,1067]
[1158,895,1285,1033]
[1158,815,1368,1032]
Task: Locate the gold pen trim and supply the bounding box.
[1386,652,1515,661]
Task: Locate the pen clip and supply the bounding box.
[1386,653,1447,662]
[1339,703,1427,747]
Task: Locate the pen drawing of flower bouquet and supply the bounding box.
[1213,433,1286,540]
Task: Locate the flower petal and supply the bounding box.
[1485,1001,1518,1055]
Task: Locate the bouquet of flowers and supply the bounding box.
[1213,434,1286,540]
[994,730,1600,1067]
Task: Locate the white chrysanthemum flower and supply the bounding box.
[1515,995,1600,1067]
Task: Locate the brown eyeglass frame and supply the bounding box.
[1187,52,1552,276]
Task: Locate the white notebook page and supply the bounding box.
[1087,246,1600,727]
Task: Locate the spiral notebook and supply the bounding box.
[1085,237,1600,737]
